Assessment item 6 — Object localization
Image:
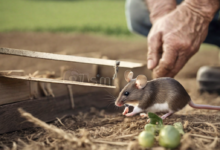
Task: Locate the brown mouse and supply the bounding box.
[115,70,220,120]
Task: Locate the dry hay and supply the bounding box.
[0,106,220,150]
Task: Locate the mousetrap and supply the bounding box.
[0,47,149,134]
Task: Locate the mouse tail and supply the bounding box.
[189,100,220,110]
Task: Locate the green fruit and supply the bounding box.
[144,124,156,134]
[138,131,154,148]
[159,125,181,149]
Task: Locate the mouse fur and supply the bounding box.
[116,70,220,120]
[116,77,191,112]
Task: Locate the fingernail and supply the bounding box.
[148,60,154,69]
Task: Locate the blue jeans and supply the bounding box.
[125,0,220,47]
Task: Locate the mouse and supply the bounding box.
[115,70,220,120]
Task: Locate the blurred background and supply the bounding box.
[0,0,218,77]
[0,0,132,36]
[0,0,147,74]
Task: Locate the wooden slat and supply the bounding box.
[0,75,115,88]
[0,95,73,134]
[0,70,24,76]
[0,47,144,68]
[0,77,31,105]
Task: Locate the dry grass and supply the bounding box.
[0,106,220,150]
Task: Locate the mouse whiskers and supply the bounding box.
[103,90,116,98]
[106,101,115,108]
[103,95,116,107]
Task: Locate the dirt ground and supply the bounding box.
[0,32,220,150]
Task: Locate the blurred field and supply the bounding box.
[0,0,131,35]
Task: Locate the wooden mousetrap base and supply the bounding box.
[0,47,150,134]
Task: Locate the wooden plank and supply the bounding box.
[0,78,37,105]
[0,47,144,68]
[0,70,24,76]
[0,61,110,106]
[0,76,116,88]
[0,95,73,134]
[0,92,122,134]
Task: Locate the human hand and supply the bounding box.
[145,0,176,24]
[147,0,219,78]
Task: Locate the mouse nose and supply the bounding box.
[115,101,123,107]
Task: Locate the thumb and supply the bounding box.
[147,32,162,70]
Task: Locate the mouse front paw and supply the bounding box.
[125,112,137,117]
[122,107,129,115]
[125,106,143,117]
[125,113,135,117]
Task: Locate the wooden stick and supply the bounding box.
[113,133,138,139]
[0,47,144,68]
[190,134,220,140]
[67,85,74,108]
[0,75,115,88]
[92,140,128,146]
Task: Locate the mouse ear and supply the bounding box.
[136,75,147,89]
[124,70,134,82]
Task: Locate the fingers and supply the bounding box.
[153,44,178,78]
[164,45,199,77]
[167,55,188,78]
[147,32,162,70]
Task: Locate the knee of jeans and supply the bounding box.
[125,0,152,36]
[129,22,151,36]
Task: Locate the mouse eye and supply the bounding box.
[124,91,129,96]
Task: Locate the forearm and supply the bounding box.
[184,0,220,21]
[145,0,177,24]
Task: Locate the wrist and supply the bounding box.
[145,0,176,24]
[184,0,220,21]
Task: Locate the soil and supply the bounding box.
[0,32,220,150]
